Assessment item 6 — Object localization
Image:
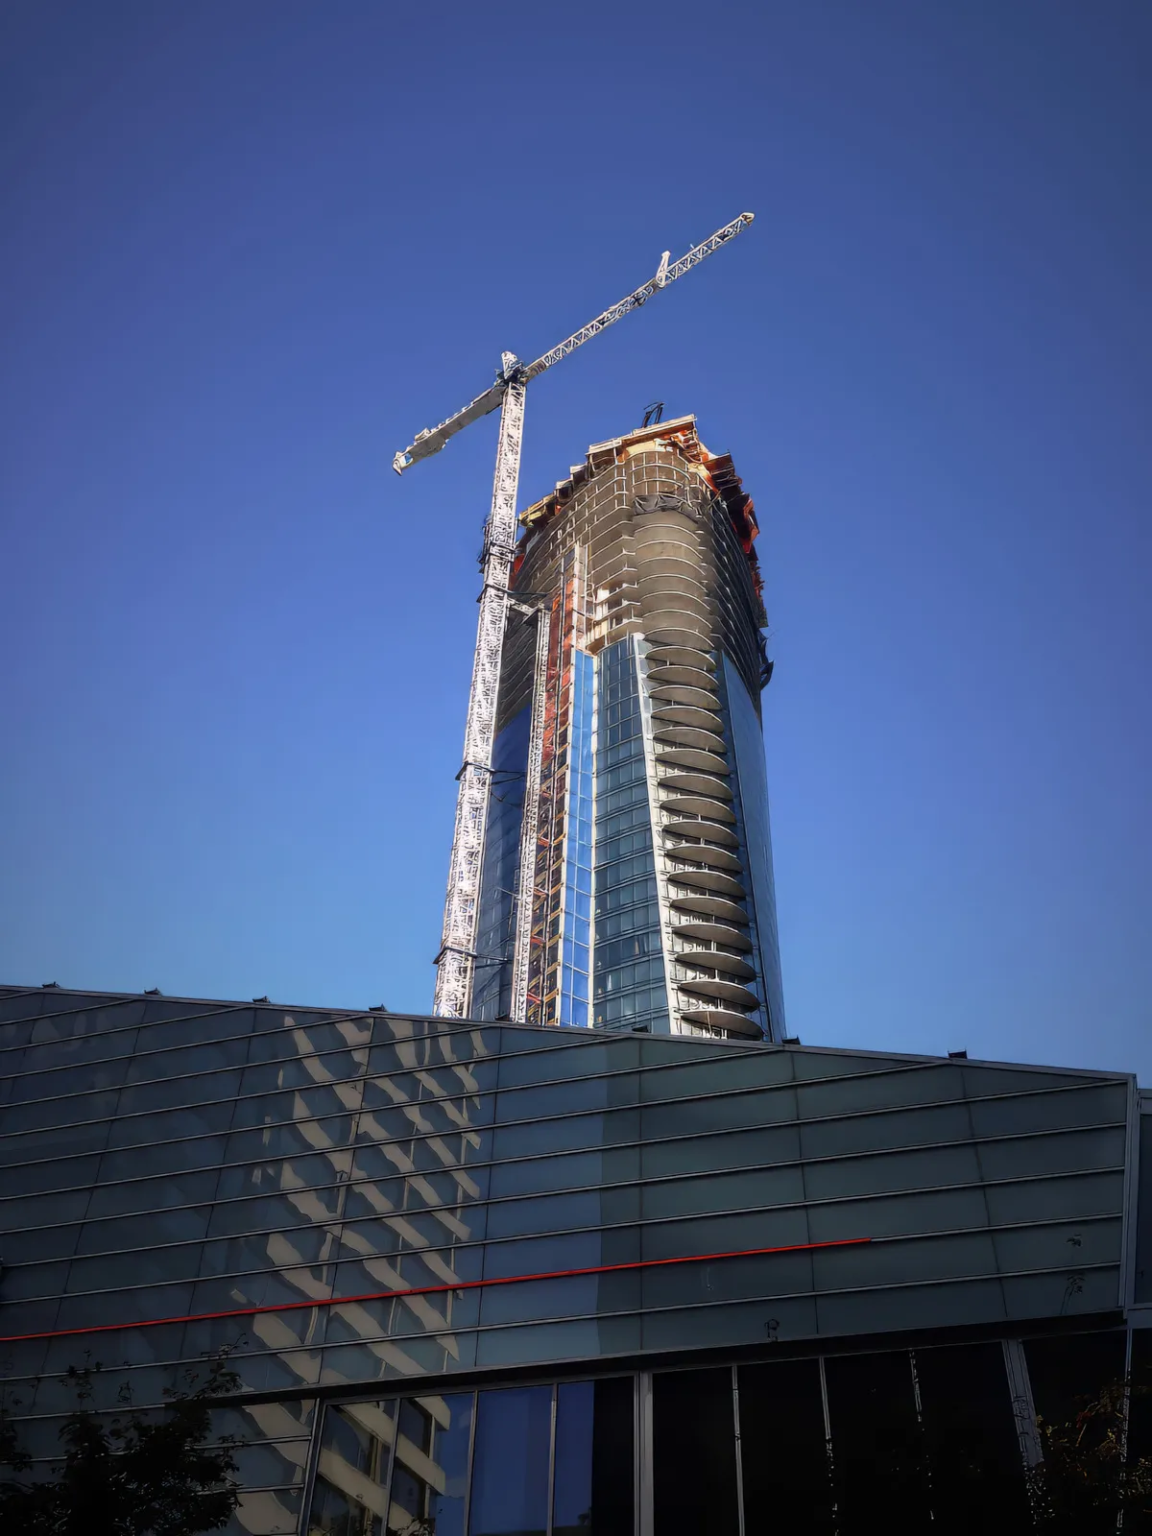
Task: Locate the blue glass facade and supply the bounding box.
[473,420,785,1039]
[473,706,531,1022]
[0,985,1143,1536]
[721,656,786,1036]
[557,651,594,1027]
[592,640,668,1033]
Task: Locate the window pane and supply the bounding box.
[738,1359,833,1532]
[1024,1331,1127,1536]
[1135,1114,1152,1303]
[823,1352,929,1535]
[1128,1328,1152,1472]
[310,1399,394,1536]
[652,1368,738,1536]
[914,1343,1028,1535]
[384,1392,472,1536]
[468,1386,551,1536]
[1024,1330,1126,1429]
[553,1378,634,1536]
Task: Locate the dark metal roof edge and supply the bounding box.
[0,983,1135,1083]
[211,1309,1127,1411]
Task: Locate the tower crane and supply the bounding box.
[394,211,756,1020]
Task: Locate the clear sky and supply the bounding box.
[1,1,1149,1078]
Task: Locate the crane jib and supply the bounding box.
[392,211,754,1019]
[393,211,754,476]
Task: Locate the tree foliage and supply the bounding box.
[0,1355,243,1536]
[1027,1375,1152,1532]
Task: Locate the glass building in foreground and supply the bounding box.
[3,984,1152,1535]
[472,416,784,1042]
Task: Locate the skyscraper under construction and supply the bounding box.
[471,415,785,1041]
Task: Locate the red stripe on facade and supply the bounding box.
[0,1237,870,1343]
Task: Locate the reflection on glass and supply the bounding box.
[652,1369,738,1536]
[309,1400,395,1536]
[389,1392,473,1536]
[914,1343,1029,1535]
[738,1360,832,1532]
[553,1379,634,1535]
[823,1352,929,1534]
[308,1395,474,1536]
[468,1386,551,1536]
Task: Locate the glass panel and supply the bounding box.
[106,1100,234,1146]
[1136,1114,1152,1303]
[1128,1328,1152,1470]
[803,1142,981,1200]
[0,1153,100,1197]
[977,1125,1126,1182]
[799,1101,972,1160]
[0,1189,91,1233]
[969,1083,1127,1139]
[309,1399,395,1536]
[388,1392,473,1536]
[914,1343,1029,1535]
[1024,1331,1128,1536]
[1024,1330,1126,1429]
[823,1351,930,1534]
[796,1064,958,1120]
[984,1170,1123,1226]
[553,1378,634,1536]
[468,1385,551,1536]
[1,1089,118,1132]
[116,1070,243,1115]
[652,1368,738,1536]
[85,1168,220,1218]
[124,1038,246,1080]
[738,1359,833,1532]
[642,1087,798,1142]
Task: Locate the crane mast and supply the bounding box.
[433,366,526,1020]
[397,213,756,1020]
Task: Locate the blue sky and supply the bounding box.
[1,0,1149,1077]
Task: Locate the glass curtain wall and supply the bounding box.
[720,655,785,1039]
[473,709,532,1022]
[592,639,668,1033]
[306,1341,1068,1536]
[307,1377,634,1536]
[557,652,594,1027]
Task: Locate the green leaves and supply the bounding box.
[0,1354,244,1536]
[1027,1376,1152,1533]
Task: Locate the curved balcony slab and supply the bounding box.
[673,948,756,980]
[645,646,715,672]
[645,626,711,650]
[637,570,710,600]
[666,866,747,899]
[658,792,737,824]
[672,919,753,950]
[662,840,743,874]
[645,678,718,703]
[679,1007,763,1039]
[676,975,761,1008]
[663,818,740,849]
[653,725,728,754]
[655,746,730,775]
[657,771,733,800]
[668,892,750,923]
[650,705,724,732]
[638,558,705,583]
